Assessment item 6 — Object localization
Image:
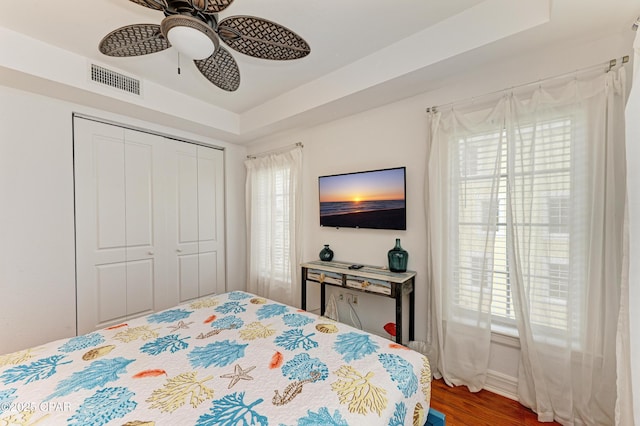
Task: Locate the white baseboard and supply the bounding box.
[484,369,518,401]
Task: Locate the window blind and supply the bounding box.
[454,116,573,332]
[253,167,292,282]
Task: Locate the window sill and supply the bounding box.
[490,327,520,349]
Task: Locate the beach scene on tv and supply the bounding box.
[319,167,406,230]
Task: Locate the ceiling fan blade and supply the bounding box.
[128,0,165,11]
[217,16,310,60]
[194,46,240,92]
[139,0,233,14]
[192,0,235,14]
[99,24,170,57]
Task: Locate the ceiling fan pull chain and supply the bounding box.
[178,52,181,75]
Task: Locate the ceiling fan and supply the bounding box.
[99,0,311,92]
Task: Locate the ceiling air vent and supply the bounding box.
[90,64,141,95]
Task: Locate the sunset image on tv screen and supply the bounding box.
[319,167,406,230]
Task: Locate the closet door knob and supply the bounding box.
[177,249,183,253]
[148,251,154,255]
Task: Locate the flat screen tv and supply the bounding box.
[319,167,406,230]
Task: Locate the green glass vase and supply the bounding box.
[319,244,334,261]
[388,238,408,272]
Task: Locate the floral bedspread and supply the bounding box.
[0,291,431,425]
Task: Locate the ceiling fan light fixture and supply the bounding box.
[167,26,214,59]
[161,15,219,60]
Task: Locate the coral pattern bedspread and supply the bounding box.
[0,291,430,425]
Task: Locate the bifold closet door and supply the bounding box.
[196,145,226,297]
[169,142,200,302]
[165,140,226,303]
[75,118,226,333]
[75,119,164,334]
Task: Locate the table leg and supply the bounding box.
[301,267,307,310]
[320,282,326,317]
[395,293,403,345]
[409,279,415,341]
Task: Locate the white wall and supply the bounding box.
[247,29,636,398]
[0,87,76,353]
[0,85,247,354]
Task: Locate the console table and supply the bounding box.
[300,260,416,345]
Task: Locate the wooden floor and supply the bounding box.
[429,379,562,426]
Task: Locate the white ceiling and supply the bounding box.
[0,0,638,144]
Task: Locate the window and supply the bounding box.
[548,262,569,300]
[429,69,628,419]
[548,197,570,234]
[253,167,292,282]
[463,144,479,176]
[453,255,490,310]
[454,117,572,332]
[270,168,291,281]
[470,256,485,288]
[245,148,302,305]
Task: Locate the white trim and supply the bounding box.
[491,330,520,349]
[72,113,225,150]
[485,369,518,401]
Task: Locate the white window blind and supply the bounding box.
[246,146,302,306]
[254,167,291,282]
[454,116,573,333]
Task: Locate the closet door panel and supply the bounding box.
[123,130,163,312]
[199,251,218,296]
[124,139,154,252]
[178,150,199,250]
[126,259,154,317]
[95,135,126,253]
[76,120,166,333]
[197,155,218,243]
[125,130,171,316]
[96,263,127,326]
[76,120,127,334]
[179,254,200,302]
[165,142,200,304]
[197,146,226,295]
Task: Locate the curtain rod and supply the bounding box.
[246,142,303,159]
[425,55,630,113]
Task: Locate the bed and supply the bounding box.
[0,291,431,425]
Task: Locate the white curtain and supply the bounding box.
[245,147,302,306]
[624,29,640,426]
[427,67,631,425]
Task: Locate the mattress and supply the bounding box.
[0,291,431,425]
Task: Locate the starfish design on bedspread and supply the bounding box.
[168,321,194,332]
[220,364,256,389]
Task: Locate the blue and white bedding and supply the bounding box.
[0,291,431,425]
